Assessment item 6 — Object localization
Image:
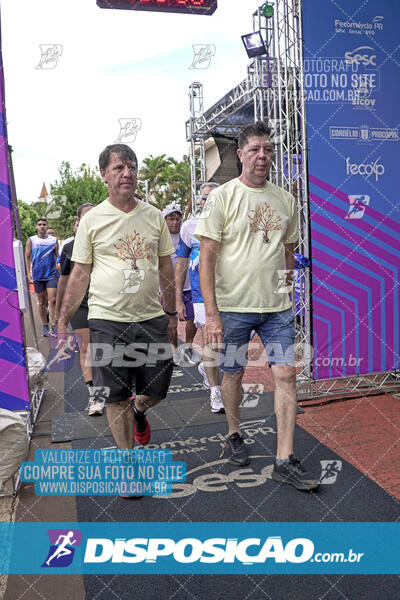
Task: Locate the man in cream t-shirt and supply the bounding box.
[58,145,177,490]
[195,121,319,491]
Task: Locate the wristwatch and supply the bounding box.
[164,309,178,316]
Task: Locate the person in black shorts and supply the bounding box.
[25,217,59,337]
[55,203,103,416]
[57,144,176,468]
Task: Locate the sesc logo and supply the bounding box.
[84,536,315,565]
[345,157,384,181]
[344,46,376,66]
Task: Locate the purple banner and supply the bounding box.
[0,11,29,409]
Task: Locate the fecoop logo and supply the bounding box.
[345,157,384,181]
[83,536,315,564]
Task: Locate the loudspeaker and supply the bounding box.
[205,135,241,184]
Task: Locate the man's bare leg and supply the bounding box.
[133,395,162,444]
[271,365,297,459]
[135,394,162,412]
[170,328,178,351]
[36,290,48,325]
[185,320,197,346]
[106,397,134,449]
[75,327,92,383]
[221,370,245,435]
[47,287,58,327]
[202,346,219,387]
[270,364,319,489]
[202,328,219,387]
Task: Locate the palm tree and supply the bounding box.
[137,154,173,208]
[166,156,191,214]
[137,154,191,214]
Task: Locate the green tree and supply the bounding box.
[137,154,191,213]
[137,154,173,209]
[49,162,108,238]
[165,155,191,213]
[16,200,40,245]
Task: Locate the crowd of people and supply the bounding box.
[26,121,320,495]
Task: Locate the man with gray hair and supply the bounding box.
[175,182,224,414]
[58,144,176,479]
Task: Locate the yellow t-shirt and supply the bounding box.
[72,199,174,322]
[194,178,298,313]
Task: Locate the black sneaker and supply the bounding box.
[221,432,250,466]
[132,400,151,445]
[272,455,319,490]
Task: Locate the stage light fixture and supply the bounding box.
[241,31,267,58]
[262,3,274,18]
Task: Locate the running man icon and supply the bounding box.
[42,529,81,568]
[46,531,76,566]
[319,460,343,484]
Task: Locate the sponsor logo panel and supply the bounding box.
[303,52,379,105]
[345,157,384,181]
[334,15,384,36]
[329,126,398,142]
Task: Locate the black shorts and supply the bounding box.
[88,316,173,404]
[33,276,58,293]
[70,305,89,330]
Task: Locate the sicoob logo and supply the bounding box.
[42,529,82,567]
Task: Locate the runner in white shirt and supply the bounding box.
[176,184,224,414]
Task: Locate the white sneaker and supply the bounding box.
[198,361,210,389]
[88,397,104,416]
[210,387,225,414]
[181,346,197,365]
[172,349,181,366]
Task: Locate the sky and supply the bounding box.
[1,0,263,204]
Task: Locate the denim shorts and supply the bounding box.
[219,308,295,373]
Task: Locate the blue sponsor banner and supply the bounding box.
[1,522,398,574]
[302,0,400,379]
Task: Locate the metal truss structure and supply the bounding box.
[186,0,400,401]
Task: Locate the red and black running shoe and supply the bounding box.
[132,402,151,445]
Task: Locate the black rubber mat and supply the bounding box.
[73,419,399,599]
[65,353,399,600]
[52,353,274,441]
[72,418,399,523]
[51,412,110,443]
[83,574,399,600]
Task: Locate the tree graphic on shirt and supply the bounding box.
[113,231,151,271]
[248,203,282,243]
